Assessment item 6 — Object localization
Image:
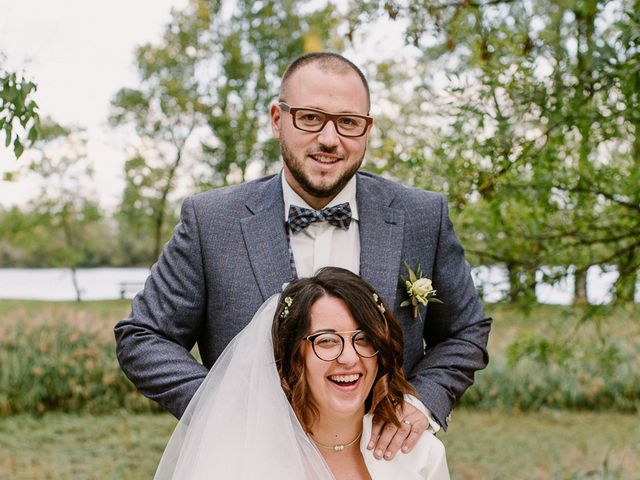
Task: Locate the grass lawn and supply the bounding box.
[442,410,640,479]
[1,410,638,479]
[0,412,175,480]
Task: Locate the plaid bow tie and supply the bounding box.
[287,202,352,234]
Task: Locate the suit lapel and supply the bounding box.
[241,175,295,301]
[357,174,405,309]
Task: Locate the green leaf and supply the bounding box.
[27,125,39,143]
[13,138,24,158]
[4,125,12,147]
[409,269,417,283]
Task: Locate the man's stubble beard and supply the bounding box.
[280,140,365,200]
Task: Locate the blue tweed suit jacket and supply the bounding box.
[114,172,491,429]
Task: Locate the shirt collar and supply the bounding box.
[281,170,359,222]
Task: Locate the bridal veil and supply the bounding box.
[154,294,334,479]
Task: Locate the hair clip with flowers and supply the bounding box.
[372,292,386,315]
[280,296,294,318]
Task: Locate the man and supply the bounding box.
[115,52,491,461]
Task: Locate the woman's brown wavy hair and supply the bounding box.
[272,266,416,433]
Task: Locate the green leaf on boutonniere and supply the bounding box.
[400,261,442,318]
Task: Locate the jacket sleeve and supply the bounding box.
[407,194,492,430]
[114,197,209,418]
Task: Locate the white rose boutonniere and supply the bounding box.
[400,261,443,319]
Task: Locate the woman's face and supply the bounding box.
[302,295,378,422]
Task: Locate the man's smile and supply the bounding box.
[309,152,342,164]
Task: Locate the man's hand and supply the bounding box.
[367,402,429,460]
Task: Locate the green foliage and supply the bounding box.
[199,0,339,187]
[348,0,640,305]
[109,0,342,260]
[0,60,39,159]
[0,323,159,415]
[110,2,210,260]
[25,122,109,269]
[506,336,573,367]
[0,119,117,295]
[461,302,640,412]
[1,299,637,418]
[113,155,179,266]
[0,204,113,268]
[465,341,639,412]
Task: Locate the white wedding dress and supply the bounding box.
[154,294,449,480]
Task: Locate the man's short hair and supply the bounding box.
[279,52,371,113]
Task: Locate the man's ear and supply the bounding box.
[270,103,282,140]
[365,118,374,137]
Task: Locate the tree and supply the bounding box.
[110,2,211,261]
[18,120,109,300]
[113,155,179,265]
[197,0,339,188]
[112,0,340,262]
[347,0,639,304]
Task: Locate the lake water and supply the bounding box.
[0,268,150,301]
[0,266,636,304]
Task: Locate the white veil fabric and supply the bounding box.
[154,294,334,480]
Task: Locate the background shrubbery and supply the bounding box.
[0,300,161,416]
[1,300,638,417]
[461,304,640,413]
[461,342,640,412]
[0,323,159,415]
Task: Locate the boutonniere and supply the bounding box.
[400,261,443,318]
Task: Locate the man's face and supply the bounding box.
[270,63,373,209]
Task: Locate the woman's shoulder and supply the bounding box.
[361,415,450,480]
[412,431,450,480]
[416,430,446,457]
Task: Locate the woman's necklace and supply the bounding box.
[312,430,363,452]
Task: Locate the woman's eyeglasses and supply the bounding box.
[304,329,379,361]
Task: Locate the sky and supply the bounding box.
[0,0,188,209]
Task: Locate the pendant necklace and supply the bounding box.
[312,430,363,452]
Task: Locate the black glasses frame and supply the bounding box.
[304,329,379,362]
[278,102,373,138]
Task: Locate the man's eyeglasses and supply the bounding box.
[304,329,379,362]
[279,102,372,138]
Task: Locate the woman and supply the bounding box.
[155,267,449,479]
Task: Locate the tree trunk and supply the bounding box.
[573,266,588,305]
[70,266,82,302]
[152,148,184,262]
[507,263,537,304]
[572,2,596,307]
[614,251,638,304]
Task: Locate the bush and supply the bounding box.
[0,323,161,415]
[460,334,640,412]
